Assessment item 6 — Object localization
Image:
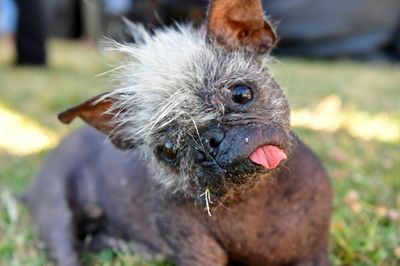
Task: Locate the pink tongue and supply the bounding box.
[249,145,287,169]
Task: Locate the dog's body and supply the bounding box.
[25,1,332,265]
[26,126,331,266]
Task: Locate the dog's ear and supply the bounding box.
[58,94,132,150]
[207,0,276,54]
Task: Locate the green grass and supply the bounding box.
[0,39,399,265]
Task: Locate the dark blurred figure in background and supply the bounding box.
[263,0,400,61]
[15,0,48,65]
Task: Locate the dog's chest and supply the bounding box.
[206,177,318,265]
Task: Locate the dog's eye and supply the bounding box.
[230,85,253,104]
[161,140,176,162]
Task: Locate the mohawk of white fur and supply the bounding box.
[105,25,266,139]
[105,25,216,141]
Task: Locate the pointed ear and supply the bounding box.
[207,0,276,54]
[58,93,133,150]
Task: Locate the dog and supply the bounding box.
[25,0,332,265]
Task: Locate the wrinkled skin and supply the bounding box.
[25,126,332,266]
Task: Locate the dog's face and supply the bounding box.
[58,0,294,211]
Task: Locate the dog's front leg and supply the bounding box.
[174,233,227,266]
[155,204,228,266]
[33,200,80,266]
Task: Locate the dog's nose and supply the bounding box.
[192,126,226,163]
[202,126,225,154]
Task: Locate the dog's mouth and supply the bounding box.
[248,145,287,169]
[193,125,293,214]
[196,145,289,215]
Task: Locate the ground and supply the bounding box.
[0,39,399,266]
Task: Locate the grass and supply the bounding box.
[0,38,399,265]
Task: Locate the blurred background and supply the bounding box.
[2,0,400,62]
[0,0,399,265]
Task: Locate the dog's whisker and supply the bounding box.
[200,188,212,216]
[190,118,207,152]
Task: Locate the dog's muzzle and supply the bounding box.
[192,123,289,186]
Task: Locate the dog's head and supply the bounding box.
[59,0,294,213]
